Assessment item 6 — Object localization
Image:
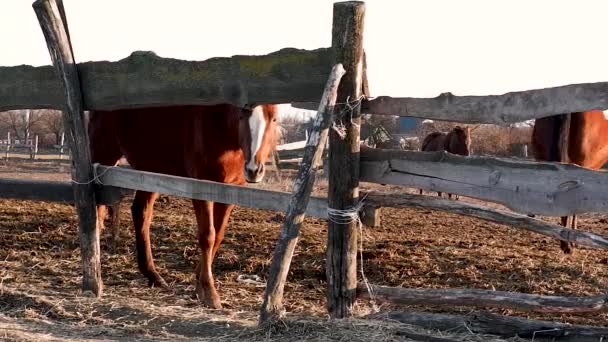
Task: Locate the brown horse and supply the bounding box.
[419,126,472,199]
[531,110,608,254]
[89,103,278,308]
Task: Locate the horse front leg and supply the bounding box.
[559,215,577,254]
[131,191,167,288]
[192,199,222,309]
[211,203,235,259]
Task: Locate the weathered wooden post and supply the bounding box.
[259,64,346,323]
[31,135,39,160]
[559,113,578,251]
[361,205,381,227]
[59,131,65,159]
[326,1,365,318]
[33,0,102,296]
[5,131,10,160]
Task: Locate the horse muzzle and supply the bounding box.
[245,163,265,183]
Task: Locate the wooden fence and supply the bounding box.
[1,0,608,339]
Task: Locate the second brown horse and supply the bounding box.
[419,126,472,199]
[531,110,608,254]
[89,104,279,308]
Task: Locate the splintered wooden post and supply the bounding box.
[259,64,346,323]
[33,0,102,296]
[326,1,365,318]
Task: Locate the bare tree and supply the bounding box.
[39,110,63,144]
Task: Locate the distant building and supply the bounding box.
[398,117,422,135]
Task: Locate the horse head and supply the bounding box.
[447,126,472,156]
[239,104,279,183]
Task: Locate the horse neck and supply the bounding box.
[196,106,241,153]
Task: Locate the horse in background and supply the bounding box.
[89,103,279,309]
[531,110,608,254]
[419,126,473,200]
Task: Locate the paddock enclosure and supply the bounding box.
[2,0,608,340]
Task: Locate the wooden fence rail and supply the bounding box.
[360,147,608,217]
[0,48,333,112]
[357,284,608,313]
[365,192,608,250]
[293,81,608,124]
[382,311,608,341]
[94,165,328,219]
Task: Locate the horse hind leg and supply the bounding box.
[108,200,122,251]
[131,190,167,288]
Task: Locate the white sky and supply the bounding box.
[3,0,608,102]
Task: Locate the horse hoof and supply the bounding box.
[148,274,170,289]
[560,242,574,254]
[194,291,222,309]
[195,284,222,309]
[205,297,223,309]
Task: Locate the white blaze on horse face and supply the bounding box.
[603,110,608,120]
[247,106,266,171]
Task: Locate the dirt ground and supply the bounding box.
[1,159,608,341]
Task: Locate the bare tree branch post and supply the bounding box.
[258,64,346,323]
[33,0,102,296]
[326,1,366,318]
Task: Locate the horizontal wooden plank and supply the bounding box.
[380,311,608,341]
[0,177,128,205]
[358,284,608,313]
[0,178,73,202]
[295,82,608,124]
[95,165,328,219]
[360,147,608,216]
[276,140,307,151]
[365,192,608,250]
[0,48,333,111]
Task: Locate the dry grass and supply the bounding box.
[0,160,607,341]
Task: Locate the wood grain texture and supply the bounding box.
[0,47,333,111]
[358,284,608,313]
[382,311,608,341]
[360,147,608,216]
[95,165,328,219]
[33,0,102,296]
[365,192,608,250]
[326,0,365,319]
[296,82,608,124]
[260,64,345,323]
[293,82,608,124]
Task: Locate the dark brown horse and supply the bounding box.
[419,126,472,199]
[89,103,279,308]
[531,110,608,254]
